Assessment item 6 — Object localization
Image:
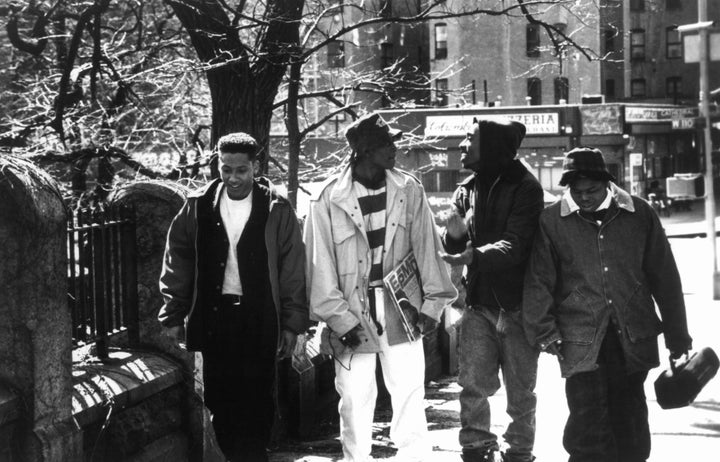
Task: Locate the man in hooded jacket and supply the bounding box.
[440,118,544,462]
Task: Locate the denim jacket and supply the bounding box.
[523,183,692,377]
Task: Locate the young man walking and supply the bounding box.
[304,113,457,462]
[158,132,309,462]
[523,147,693,462]
[440,118,544,462]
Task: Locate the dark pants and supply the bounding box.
[203,295,278,462]
[564,327,650,462]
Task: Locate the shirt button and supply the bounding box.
[604,267,609,272]
[220,262,225,267]
[600,235,604,239]
[608,299,613,304]
[216,222,221,226]
[213,306,218,312]
[216,285,221,290]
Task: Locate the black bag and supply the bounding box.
[654,347,719,410]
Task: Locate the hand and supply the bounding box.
[398,298,420,327]
[544,339,564,360]
[418,312,438,334]
[439,241,474,266]
[446,210,469,240]
[339,324,364,349]
[164,325,185,347]
[277,329,297,359]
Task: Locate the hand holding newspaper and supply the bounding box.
[383,252,425,342]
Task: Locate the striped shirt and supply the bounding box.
[353,181,387,288]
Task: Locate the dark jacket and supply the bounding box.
[158,177,309,351]
[522,184,692,377]
[444,159,544,310]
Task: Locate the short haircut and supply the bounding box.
[217,132,259,159]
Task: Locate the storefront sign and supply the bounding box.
[581,105,623,135]
[425,112,560,137]
[625,106,698,123]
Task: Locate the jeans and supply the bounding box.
[564,327,650,462]
[458,307,538,461]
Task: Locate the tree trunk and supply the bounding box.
[285,60,302,209]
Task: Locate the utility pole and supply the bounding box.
[679,0,719,298]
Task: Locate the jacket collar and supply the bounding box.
[560,182,635,217]
[329,164,408,205]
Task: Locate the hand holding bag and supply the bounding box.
[654,347,719,410]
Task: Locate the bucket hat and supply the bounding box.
[559,147,616,186]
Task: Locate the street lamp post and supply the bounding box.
[678,0,719,299]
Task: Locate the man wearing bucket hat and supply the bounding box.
[523,147,693,462]
[304,113,457,462]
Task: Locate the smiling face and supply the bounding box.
[219,151,258,200]
[569,178,609,212]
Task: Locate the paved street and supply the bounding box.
[270,206,720,462]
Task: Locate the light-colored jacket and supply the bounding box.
[304,166,457,355]
[523,183,692,377]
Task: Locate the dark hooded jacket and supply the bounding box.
[443,119,544,311]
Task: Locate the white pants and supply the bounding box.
[334,291,431,462]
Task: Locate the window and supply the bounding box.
[526,24,540,58]
[435,79,448,106]
[604,28,617,54]
[631,78,646,97]
[630,0,644,11]
[554,77,569,104]
[667,27,682,59]
[435,23,448,60]
[327,40,344,67]
[380,42,394,68]
[667,76,682,100]
[666,0,681,10]
[527,78,542,105]
[379,0,392,18]
[631,29,645,61]
[605,79,616,99]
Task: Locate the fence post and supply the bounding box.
[108,181,217,460]
[0,155,82,461]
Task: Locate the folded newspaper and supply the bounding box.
[383,252,424,342]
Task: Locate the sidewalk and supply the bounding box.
[269,205,720,462]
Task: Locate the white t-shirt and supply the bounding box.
[219,187,252,295]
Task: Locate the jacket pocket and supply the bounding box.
[332,219,358,276]
[556,288,598,345]
[624,282,662,343]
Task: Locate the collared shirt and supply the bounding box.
[564,187,613,215]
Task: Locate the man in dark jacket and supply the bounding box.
[441,118,544,462]
[523,147,692,462]
[158,132,309,462]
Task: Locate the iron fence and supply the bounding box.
[67,205,138,359]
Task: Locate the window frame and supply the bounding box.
[526,24,540,58]
[631,78,647,97]
[631,29,646,61]
[554,76,569,104]
[434,23,448,60]
[435,78,449,107]
[527,77,542,106]
[666,26,682,59]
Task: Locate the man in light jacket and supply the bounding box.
[158,132,309,462]
[304,113,457,462]
[523,147,692,462]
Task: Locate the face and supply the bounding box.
[459,124,481,170]
[360,139,398,170]
[569,178,609,212]
[219,151,258,200]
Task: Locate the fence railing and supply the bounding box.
[67,205,138,359]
